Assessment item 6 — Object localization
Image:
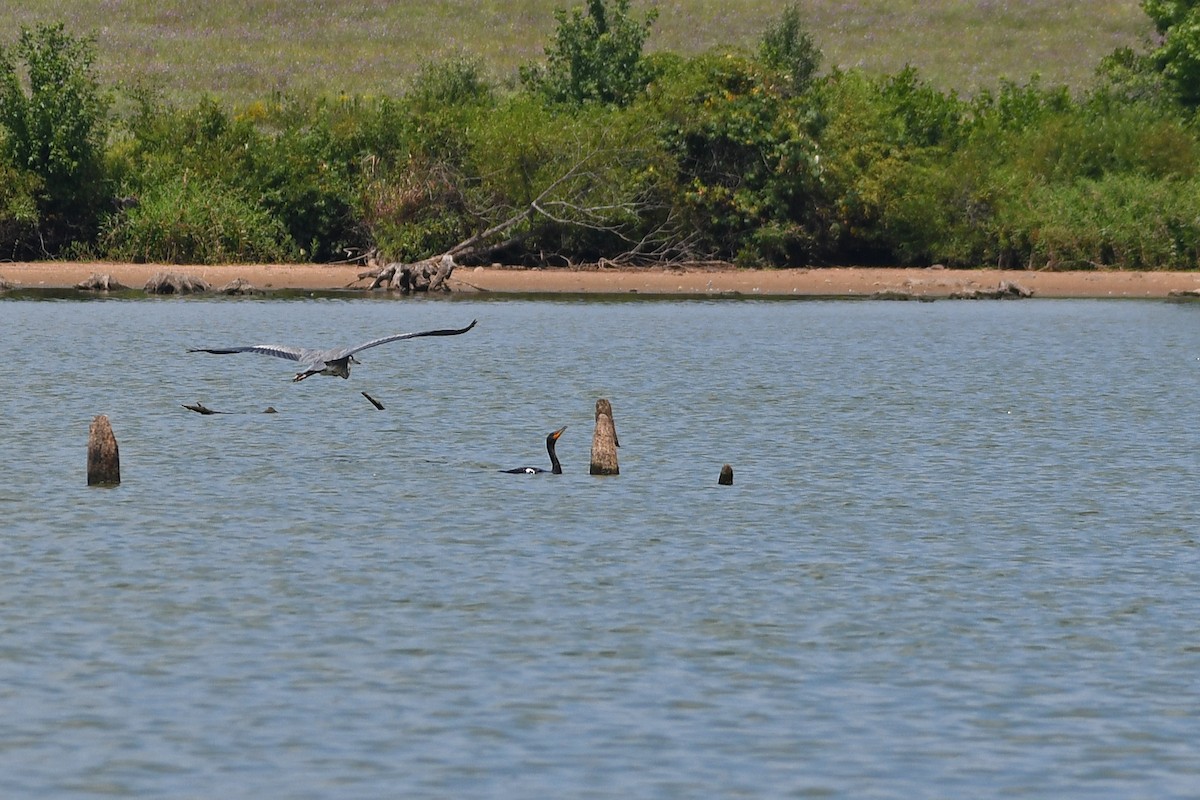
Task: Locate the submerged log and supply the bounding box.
[719,464,734,485]
[144,272,211,295]
[87,415,121,486]
[590,399,619,475]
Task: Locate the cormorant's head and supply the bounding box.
[547,426,567,444]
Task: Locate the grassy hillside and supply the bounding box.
[3,0,1153,104]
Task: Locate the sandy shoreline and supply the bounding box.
[4,261,1200,298]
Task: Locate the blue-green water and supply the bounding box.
[1,295,1198,798]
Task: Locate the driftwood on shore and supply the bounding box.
[357,253,456,293]
[216,277,260,295]
[950,280,1033,300]
[144,272,212,295]
[76,273,128,291]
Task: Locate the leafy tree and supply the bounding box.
[0,23,109,252]
[1142,0,1200,106]
[652,52,824,265]
[520,0,658,107]
[758,4,822,95]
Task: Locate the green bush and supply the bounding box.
[1143,0,1200,106]
[758,4,821,95]
[358,156,470,262]
[454,96,672,262]
[649,51,824,264]
[1004,174,1200,270]
[0,160,41,258]
[98,176,296,264]
[0,23,110,254]
[520,0,658,107]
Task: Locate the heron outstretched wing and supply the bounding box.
[187,344,322,364]
[330,319,479,360]
[188,319,477,375]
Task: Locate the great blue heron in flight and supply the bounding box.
[189,319,477,381]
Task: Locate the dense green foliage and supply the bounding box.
[1143,0,1200,106]
[2,2,1199,269]
[520,0,658,107]
[0,23,109,256]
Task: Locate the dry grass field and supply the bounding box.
[3,1,1154,104]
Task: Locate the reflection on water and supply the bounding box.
[1,296,1199,798]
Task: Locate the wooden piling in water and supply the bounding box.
[719,464,734,485]
[87,415,121,486]
[595,398,619,447]
[590,399,619,475]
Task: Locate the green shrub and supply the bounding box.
[98,176,296,264]
[0,160,41,258]
[520,0,658,107]
[454,96,671,262]
[0,23,110,254]
[1011,174,1200,270]
[407,55,495,112]
[649,51,824,264]
[1143,0,1200,106]
[758,4,821,95]
[358,156,471,262]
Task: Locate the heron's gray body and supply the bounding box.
[189,319,477,381]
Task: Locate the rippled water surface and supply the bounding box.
[2,295,1199,798]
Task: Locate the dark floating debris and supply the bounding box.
[183,402,278,415]
[182,401,220,415]
[719,464,734,486]
[87,415,121,486]
[361,391,385,410]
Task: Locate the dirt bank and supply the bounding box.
[4,261,1200,298]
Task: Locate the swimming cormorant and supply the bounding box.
[503,426,567,474]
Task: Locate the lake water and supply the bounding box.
[1,294,1198,798]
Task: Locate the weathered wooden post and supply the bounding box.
[719,464,734,485]
[590,398,619,475]
[595,398,619,447]
[87,414,121,486]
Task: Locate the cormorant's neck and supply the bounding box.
[548,441,562,474]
